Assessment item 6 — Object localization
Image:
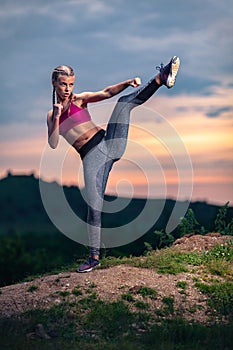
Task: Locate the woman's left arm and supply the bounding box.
[78,77,141,104]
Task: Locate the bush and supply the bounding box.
[214,202,233,235]
[178,209,201,235]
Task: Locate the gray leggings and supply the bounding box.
[82,78,160,256]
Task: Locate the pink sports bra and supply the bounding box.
[59,102,92,135]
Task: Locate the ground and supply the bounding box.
[0,233,231,324]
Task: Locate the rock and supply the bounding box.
[35,323,51,339]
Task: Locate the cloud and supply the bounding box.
[0,0,232,205]
[205,106,233,118]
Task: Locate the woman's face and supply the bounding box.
[53,75,75,102]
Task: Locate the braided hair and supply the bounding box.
[51,65,75,120]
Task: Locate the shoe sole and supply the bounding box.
[167,56,180,88]
[77,263,100,273]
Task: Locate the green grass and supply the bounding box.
[100,241,233,278]
[1,242,233,349]
[135,286,157,299]
[1,299,232,350]
[195,281,233,317]
[176,281,188,290]
[27,285,39,293]
[72,286,83,296]
[121,292,135,302]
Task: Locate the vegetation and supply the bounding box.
[178,203,233,236]
[100,241,233,281]
[0,279,231,350]
[214,201,233,235]
[195,281,233,317]
[0,202,232,287]
[178,208,202,235]
[0,231,86,287]
[0,175,233,349]
[1,239,233,349]
[1,272,233,350]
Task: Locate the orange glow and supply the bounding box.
[0,90,232,205]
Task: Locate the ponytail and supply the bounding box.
[52,86,56,121]
[52,86,56,105]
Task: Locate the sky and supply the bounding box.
[0,0,233,206]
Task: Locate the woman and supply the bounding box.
[47,56,180,272]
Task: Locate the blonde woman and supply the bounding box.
[47,56,180,272]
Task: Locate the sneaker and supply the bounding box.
[156,56,180,88]
[77,257,100,273]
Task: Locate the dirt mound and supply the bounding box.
[0,233,231,324]
[172,232,231,252]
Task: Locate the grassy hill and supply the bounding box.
[0,173,232,287]
[0,174,232,349]
[0,235,232,350]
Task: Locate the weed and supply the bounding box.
[136,286,157,299]
[214,202,233,235]
[203,242,233,277]
[176,281,188,290]
[204,242,233,261]
[83,300,135,339]
[59,291,70,297]
[72,287,82,296]
[78,293,98,309]
[121,292,134,302]
[134,300,149,310]
[153,230,175,248]
[143,241,153,255]
[188,305,198,314]
[27,285,39,292]
[162,296,175,315]
[179,251,203,266]
[192,276,200,283]
[179,209,200,235]
[156,253,189,275]
[206,259,233,277]
[195,281,233,317]
[176,281,188,295]
[130,249,190,274]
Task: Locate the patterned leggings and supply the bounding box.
[82,78,160,256]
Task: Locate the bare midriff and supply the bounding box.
[63,123,102,151]
[73,127,102,150]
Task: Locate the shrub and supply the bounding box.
[178,209,201,236]
[214,202,233,235]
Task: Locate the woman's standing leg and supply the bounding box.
[77,143,114,272]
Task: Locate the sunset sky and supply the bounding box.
[0,0,232,206]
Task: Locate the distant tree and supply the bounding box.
[178,209,201,236]
[0,233,31,286]
[154,230,175,248]
[214,202,233,235]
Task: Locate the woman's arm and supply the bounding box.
[78,77,141,105]
[47,103,63,149]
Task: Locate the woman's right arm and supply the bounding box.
[47,104,63,149]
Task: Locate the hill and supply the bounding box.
[1,173,232,237]
[0,173,232,288]
[0,233,232,350]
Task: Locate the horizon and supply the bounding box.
[1,170,232,208]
